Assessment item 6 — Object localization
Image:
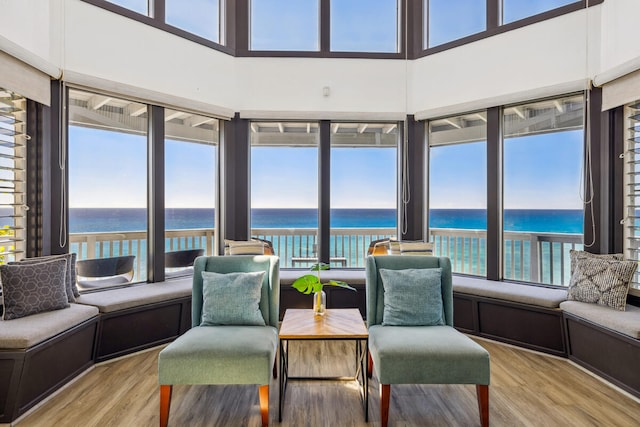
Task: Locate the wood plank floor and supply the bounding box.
[16,338,640,427]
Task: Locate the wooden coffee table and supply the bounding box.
[278,308,369,422]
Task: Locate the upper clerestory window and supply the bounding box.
[250,0,320,51]
[425,0,486,49]
[105,0,148,15]
[330,0,400,53]
[503,0,578,24]
[166,0,223,43]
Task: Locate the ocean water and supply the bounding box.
[66,207,583,234]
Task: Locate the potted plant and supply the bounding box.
[292,262,356,316]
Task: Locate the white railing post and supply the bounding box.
[529,234,540,283]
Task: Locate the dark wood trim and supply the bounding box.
[486,107,502,280]
[151,0,164,22]
[320,0,330,53]
[221,114,250,242]
[318,120,331,263]
[406,0,423,58]
[401,116,425,240]
[26,100,43,258]
[148,105,165,282]
[611,106,625,254]
[233,0,248,55]
[487,0,500,30]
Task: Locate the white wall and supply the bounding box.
[0,0,61,74]
[64,0,238,111]
[410,9,594,115]
[235,57,406,116]
[598,0,640,75]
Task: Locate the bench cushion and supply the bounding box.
[75,278,192,313]
[560,301,640,339]
[279,269,366,286]
[0,303,99,349]
[453,276,567,308]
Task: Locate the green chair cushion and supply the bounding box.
[158,325,278,385]
[369,324,490,385]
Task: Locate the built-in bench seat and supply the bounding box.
[452,276,568,356]
[560,301,640,398]
[0,304,99,423]
[75,278,193,362]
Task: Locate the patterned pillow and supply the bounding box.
[224,239,265,256]
[11,253,78,302]
[200,271,266,326]
[1,258,70,320]
[568,257,637,311]
[569,250,624,275]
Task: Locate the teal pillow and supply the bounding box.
[200,271,266,326]
[379,268,444,326]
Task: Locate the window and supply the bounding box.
[503,94,584,286]
[166,0,222,43]
[428,112,487,276]
[330,0,399,53]
[250,122,318,267]
[503,0,577,24]
[68,89,148,286]
[624,101,640,294]
[164,109,218,278]
[105,0,148,15]
[425,0,486,48]
[250,0,320,51]
[0,88,27,264]
[330,122,398,267]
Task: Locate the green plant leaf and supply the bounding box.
[310,262,330,271]
[324,280,357,292]
[292,274,323,294]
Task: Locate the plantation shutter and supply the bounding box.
[0,87,27,262]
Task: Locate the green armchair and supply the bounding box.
[158,255,280,427]
[366,255,490,427]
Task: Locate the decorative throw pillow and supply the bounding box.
[399,241,434,256]
[568,257,637,311]
[379,268,444,326]
[11,253,78,302]
[569,250,624,275]
[223,239,266,256]
[1,258,70,320]
[200,271,266,326]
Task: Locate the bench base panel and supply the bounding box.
[0,317,97,424]
[454,293,566,357]
[564,313,640,399]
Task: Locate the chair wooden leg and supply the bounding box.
[159,385,172,427]
[259,384,269,427]
[476,384,489,427]
[367,350,373,378]
[380,384,390,427]
[273,358,277,379]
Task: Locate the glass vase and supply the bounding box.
[313,290,326,316]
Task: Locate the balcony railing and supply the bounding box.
[70,227,583,286]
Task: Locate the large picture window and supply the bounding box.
[330,122,398,267]
[164,110,218,278]
[68,89,148,287]
[624,101,640,295]
[250,121,319,267]
[503,94,584,286]
[428,112,487,276]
